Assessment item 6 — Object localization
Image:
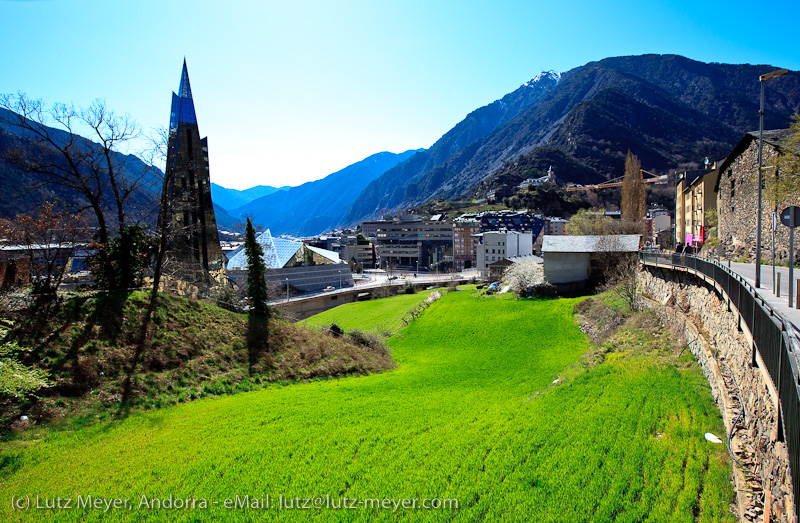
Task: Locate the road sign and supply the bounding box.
[773,212,779,231]
[781,206,800,228]
[782,206,800,308]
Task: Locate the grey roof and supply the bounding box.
[541,235,640,253]
[509,254,543,264]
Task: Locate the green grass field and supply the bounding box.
[0,289,734,522]
[300,287,444,333]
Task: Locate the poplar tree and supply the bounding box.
[621,151,645,233]
[244,218,269,317]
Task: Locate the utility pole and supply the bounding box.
[756,68,788,288]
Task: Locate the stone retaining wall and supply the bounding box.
[639,266,795,523]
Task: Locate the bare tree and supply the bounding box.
[0,202,88,295]
[595,235,640,311]
[0,93,162,288]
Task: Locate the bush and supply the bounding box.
[402,281,416,294]
[502,258,545,295]
[345,329,390,357]
[526,282,558,297]
[329,323,344,337]
[372,286,397,300]
[207,283,245,313]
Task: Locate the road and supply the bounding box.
[271,270,479,305]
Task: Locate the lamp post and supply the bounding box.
[756,68,788,288]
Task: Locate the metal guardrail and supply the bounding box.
[639,251,800,519]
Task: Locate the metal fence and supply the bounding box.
[639,251,800,518]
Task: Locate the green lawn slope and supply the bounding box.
[0,291,393,427]
[0,289,734,522]
[301,287,444,333]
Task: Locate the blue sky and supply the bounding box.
[1,0,799,190]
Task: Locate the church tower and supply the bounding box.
[161,60,224,281]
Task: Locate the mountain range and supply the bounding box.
[226,150,418,236]
[210,183,290,213]
[3,54,799,239]
[344,54,800,224]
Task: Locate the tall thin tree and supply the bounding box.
[621,151,645,233]
[244,218,269,317]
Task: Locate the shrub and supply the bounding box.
[345,329,390,357]
[526,282,558,297]
[207,283,245,313]
[402,281,416,294]
[502,258,545,295]
[372,286,397,300]
[329,323,344,337]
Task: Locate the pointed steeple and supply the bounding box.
[169,58,197,130]
[179,58,193,99]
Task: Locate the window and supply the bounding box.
[730,179,735,199]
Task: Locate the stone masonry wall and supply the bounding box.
[639,266,795,523]
[717,139,795,263]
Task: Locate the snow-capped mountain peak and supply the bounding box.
[524,70,561,87]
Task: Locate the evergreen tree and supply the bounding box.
[621,151,645,233]
[244,218,269,317]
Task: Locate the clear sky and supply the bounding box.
[1,0,799,190]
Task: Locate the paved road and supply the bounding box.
[271,271,476,305]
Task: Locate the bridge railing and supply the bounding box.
[639,251,800,519]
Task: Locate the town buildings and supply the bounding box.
[375,215,453,271]
[476,230,534,274]
[675,168,719,248]
[226,229,350,295]
[454,211,545,272]
[453,219,481,271]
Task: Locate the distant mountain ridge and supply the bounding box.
[232,150,420,237]
[211,183,290,212]
[344,55,800,224]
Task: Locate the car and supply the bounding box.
[324,286,335,292]
[487,282,501,291]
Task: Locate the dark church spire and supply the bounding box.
[169,59,197,130]
[179,58,193,99]
[161,59,224,282]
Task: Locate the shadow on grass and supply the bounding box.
[117,291,159,418]
[246,313,270,376]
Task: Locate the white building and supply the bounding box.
[476,230,534,274]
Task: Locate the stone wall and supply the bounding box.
[639,266,795,523]
[717,139,793,262]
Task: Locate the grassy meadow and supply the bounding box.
[0,287,735,522]
[300,287,444,333]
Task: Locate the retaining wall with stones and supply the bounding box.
[639,266,795,523]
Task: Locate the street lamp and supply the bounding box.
[756,68,788,288]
